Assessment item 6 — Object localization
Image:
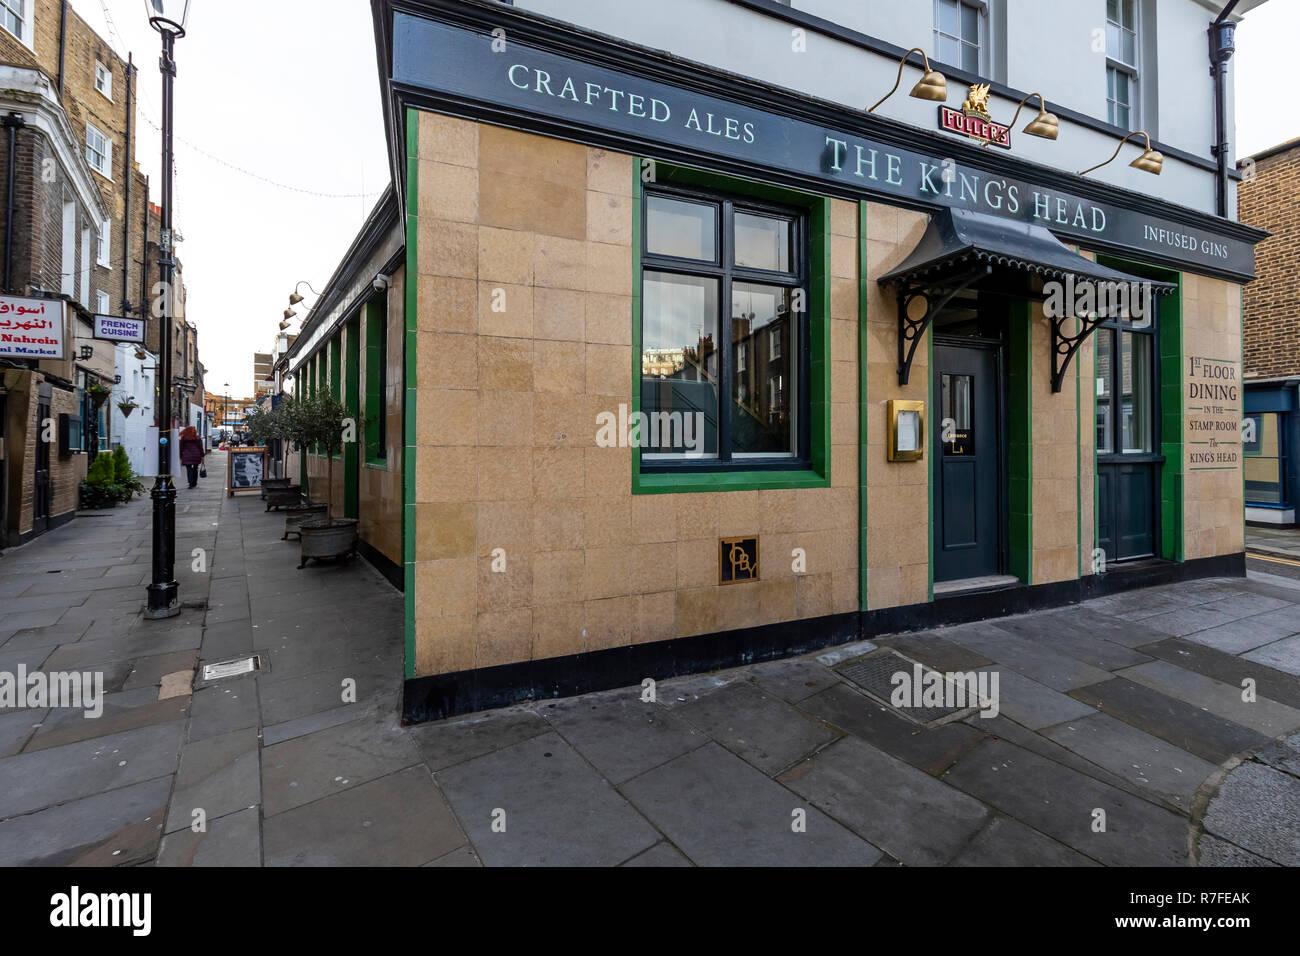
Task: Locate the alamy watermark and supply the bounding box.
[595,403,705,455]
[1043,275,1153,328]
[0,666,103,718]
[891,663,1000,718]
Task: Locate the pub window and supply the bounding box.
[1094,314,1154,457]
[329,335,342,460]
[641,186,808,468]
[364,294,388,463]
[1106,0,1139,130]
[934,0,984,74]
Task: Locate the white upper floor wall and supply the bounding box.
[514,0,1266,219]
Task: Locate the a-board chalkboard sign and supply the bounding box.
[228,446,267,497]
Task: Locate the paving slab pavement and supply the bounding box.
[1,452,1299,865]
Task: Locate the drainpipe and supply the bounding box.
[1209,0,1240,218]
[2,112,25,295]
[56,0,68,99]
[140,194,150,319]
[122,55,135,310]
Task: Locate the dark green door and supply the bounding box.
[1094,324,1158,562]
[934,342,1002,582]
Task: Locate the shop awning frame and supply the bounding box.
[878,208,1177,393]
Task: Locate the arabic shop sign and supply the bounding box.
[0,295,65,360]
[392,13,1258,280]
[93,313,146,343]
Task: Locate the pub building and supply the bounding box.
[283,0,1267,720]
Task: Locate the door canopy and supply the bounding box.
[878,208,1176,392]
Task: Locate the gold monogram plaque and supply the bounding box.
[719,536,760,585]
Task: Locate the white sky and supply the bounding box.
[70,0,389,399]
[67,0,1293,398]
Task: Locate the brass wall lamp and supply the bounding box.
[985,91,1059,146]
[1079,130,1163,176]
[868,47,947,112]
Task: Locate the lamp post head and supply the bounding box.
[289,292,304,305]
[145,0,190,36]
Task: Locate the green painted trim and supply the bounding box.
[1093,340,1100,563]
[1076,317,1082,578]
[1007,298,1033,585]
[629,159,832,494]
[402,108,419,681]
[927,323,935,601]
[1240,286,1246,553]
[1096,254,1183,563]
[630,158,643,491]
[857,200,868,612]
[635,469,829,494]
[363,295,389,467]
[344,317,361,520]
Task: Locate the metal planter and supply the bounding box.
[298,517,359,569]
[264,484,303,511]
[282,503,327,540]
[261,477,294,501]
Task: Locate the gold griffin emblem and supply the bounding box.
[961,82,992,120]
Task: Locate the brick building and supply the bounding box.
[1239,138,1300,525]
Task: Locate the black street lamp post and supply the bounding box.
[144,0,190,620]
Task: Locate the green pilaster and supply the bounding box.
[402,109,419,680]
[1008,298,1033,584]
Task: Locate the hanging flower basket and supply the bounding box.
[87,383,111,407]
[117,401,139,417]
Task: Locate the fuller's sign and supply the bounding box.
[0,295,66,360]
[392,13,1262,281]
[939,106,1011,148]
[938,83,1011,149]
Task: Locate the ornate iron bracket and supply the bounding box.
[1049,310,1107,393]
[895,265,991,386]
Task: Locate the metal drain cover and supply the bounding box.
[201,655,261,682]
[837,650,979,727]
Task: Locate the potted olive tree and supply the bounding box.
[283,393,359,567]
[245,405,293,499]
[275,396,326,538]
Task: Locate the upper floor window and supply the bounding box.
[1106,0,1139,129]
[97,220,110,266]
[1,0,29,46]
[96,290,110,315]
[934,0,983,74]
[94,62,113,100]
[86,124,112,177]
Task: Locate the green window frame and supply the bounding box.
[364,294,388,465]
[632,161,831,495]
[329,335,342,460]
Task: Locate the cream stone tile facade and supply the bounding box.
[411,113,861,676]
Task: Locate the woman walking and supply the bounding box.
[179,425,206,489]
